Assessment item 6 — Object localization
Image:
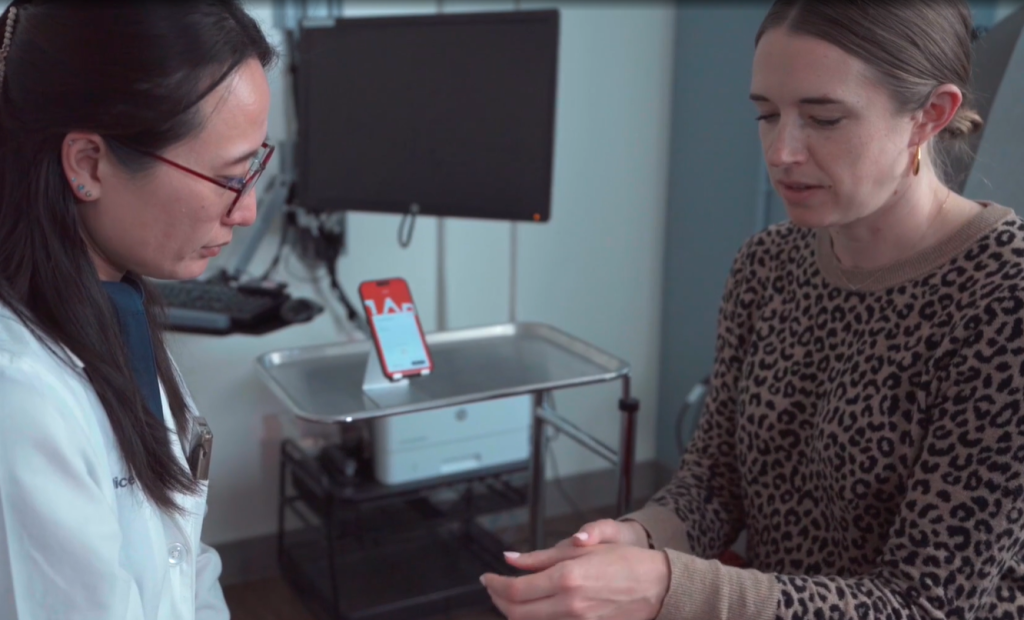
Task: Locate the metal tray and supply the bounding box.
[255,322,630,423]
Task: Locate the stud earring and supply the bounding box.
[85,191,92,198]
[77,184,86,192]
[71,177,77,183]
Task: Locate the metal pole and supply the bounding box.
[528,391,547,550]
[616,376,640,516]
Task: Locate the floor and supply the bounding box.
[224,577,503,620]
[222,513,601,620]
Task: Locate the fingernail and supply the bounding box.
[574,532,589,541]
[504,551,521,559]
[480,575,486,585]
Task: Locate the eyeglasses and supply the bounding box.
[135,141,275,217]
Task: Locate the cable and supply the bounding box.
[675,377,710,456]
[321,235,362,327]
[508,0,522,322]
[258,210,292,280]
[291,208,364,329]
[325,260,357,318]
[282,247,323,283]
[437,216,447,331]
[541,393,598,523]
[509,222,518,322]
[545,428,601,526]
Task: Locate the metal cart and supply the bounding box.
[255,322,639,619]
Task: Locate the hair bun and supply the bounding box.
[941,107,984,139]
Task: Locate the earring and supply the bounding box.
[85,191,92,198]
[77,184,85,192]
[913,146,922,176]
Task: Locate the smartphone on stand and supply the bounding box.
[358,278,434,381]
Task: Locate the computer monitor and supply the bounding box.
[294,9,560,222]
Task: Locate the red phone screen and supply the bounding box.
[358,278,433,379]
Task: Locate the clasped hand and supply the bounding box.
[479,519,670,620]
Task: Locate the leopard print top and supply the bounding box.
[634,203,1024,620]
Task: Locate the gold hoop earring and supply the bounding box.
[913,146,921,176]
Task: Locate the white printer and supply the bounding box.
[372,395,532,485]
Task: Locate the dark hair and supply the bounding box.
[0,1,277,513]
[755,0,984,186]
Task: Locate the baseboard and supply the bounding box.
[216,459,673,586]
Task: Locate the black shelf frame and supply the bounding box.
[277,439,529,620]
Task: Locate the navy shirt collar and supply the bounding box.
[101,274,163,421]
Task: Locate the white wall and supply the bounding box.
[168,0,676,545]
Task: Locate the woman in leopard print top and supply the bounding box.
[480,1,1024,619]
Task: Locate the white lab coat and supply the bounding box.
[0,303,229,620]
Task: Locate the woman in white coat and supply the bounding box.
[0,1,275,618]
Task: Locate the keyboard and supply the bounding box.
[153,279,288,334]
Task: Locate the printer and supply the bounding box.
[372,395,531,485]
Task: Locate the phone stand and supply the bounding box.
[362,347,409,392]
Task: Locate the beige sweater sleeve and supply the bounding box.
[619,503,693,553]
[618,505,780,620]
[655,551,779,620]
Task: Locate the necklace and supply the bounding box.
[835,263,885,292]
[834,189,953,292]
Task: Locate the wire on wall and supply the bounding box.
[258,211,292,280]
[435,0,448,332]
[437,215,448,331]
[546,427,601,527]
[508,0,522,324]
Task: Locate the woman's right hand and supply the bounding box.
[557,518,651,549]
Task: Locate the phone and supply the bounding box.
[358,278,433,381]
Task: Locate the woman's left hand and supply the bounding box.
[479,543,670,620]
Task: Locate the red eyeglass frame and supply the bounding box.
[140,141,275,216]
